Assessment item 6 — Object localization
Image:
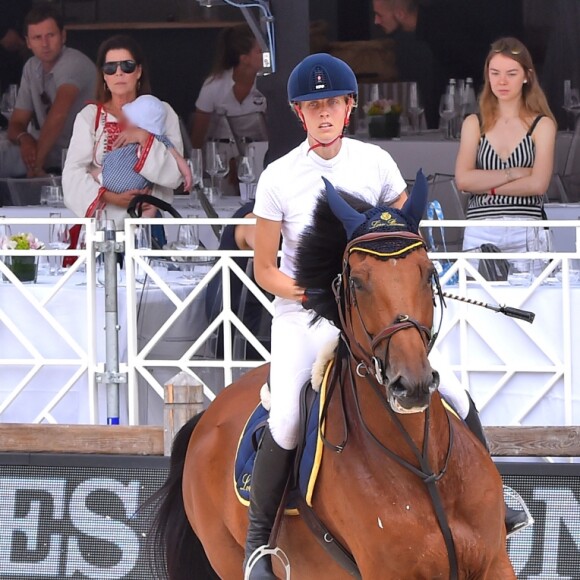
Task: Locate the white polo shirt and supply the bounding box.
[254,138,407,297]
[195,68,266,140]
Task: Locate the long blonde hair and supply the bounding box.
[479,37,555,133]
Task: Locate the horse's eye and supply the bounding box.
[350,277,363,291]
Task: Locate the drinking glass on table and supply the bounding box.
[176,218,200,280]
[407,82,425,134]
[237,153,256,203]
[188,148,204,208]
[205,141,227,198]
[439,93,457,139]
[48,214,70,275]
[134,224,151,283]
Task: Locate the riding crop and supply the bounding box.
[441,291,535,324]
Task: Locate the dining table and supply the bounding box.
[0,263,211,425]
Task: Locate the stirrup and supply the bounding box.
[504,485,534,539]
[244,545,291,580]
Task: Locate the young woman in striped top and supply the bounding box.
[455,37,556,254]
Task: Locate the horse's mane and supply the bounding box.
[295,189,424,328]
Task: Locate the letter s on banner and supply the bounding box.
[65,478,141,579]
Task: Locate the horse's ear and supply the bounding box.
[401,169,428,229]
[322,176,366,240]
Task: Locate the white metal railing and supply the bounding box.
[1,216,580,427]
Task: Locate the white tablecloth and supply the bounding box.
[0,268,208,424]
[432,282,580,426]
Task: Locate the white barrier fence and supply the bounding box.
[1,216,580,427]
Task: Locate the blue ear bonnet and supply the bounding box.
[322,169,428,241]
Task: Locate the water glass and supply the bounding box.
[189,148,203,188]
[95,208,108,231]
[134,224,151,283]
[49,215,70,275]
[176,223,200,251]
[439,94,456,139]
[526,226,552,278]
[407,82,424,134]
[507,259,532,286]
[43,185,63,207]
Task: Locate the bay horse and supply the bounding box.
[149,172,516,579]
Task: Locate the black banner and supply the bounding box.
[0,456,578,578]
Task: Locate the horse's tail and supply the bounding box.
[147,412,219,580]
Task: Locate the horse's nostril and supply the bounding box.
[390,379,407,398]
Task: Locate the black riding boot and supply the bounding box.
[243,426,294,579]
[463,394,529,536]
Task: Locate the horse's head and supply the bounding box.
[296,171,440,413]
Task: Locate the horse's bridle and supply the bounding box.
[332,230,442,386]
[320,229,458,580]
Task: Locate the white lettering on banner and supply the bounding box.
[65,478,140,579]
[527,488,580,580]
[0,478,66,577]
[0,476,141,578]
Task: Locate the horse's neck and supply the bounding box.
[332,358,450,469]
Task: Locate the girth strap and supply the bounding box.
[296,496,361,579]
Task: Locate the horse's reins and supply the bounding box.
[321,230,459,580]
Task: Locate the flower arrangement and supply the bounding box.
[363,98,402,116]
[0,232,45,250]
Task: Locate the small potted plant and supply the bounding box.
[1,232,44,283]
[363,98,402,139]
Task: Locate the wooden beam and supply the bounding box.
[0,424,578,457]
[0,424,164,455]
[486,426,580,457]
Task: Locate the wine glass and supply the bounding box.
[439,93,456,139]
[205,141,228,197]
[237,154,256,202]
[134,224,151,283]
[407,82,424,135]
[175,220,200,280]
[49,217,70,275]
[188,149,204,209]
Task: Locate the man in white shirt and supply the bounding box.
[3,2,96,178]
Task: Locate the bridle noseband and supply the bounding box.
[332,230,441,386]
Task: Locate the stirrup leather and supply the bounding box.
[244,545,291,580]
[504,485,534,539]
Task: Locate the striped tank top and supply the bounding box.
[466,115,544,220]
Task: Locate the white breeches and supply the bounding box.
[438,383,470,420]
[267,307,472,450]
[268,307,339,450]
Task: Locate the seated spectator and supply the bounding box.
[455,37,556,254]
[3,2,96,177]
[205,202,272,360]
[63,35,183,230]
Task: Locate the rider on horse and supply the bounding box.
[244,53,528,580]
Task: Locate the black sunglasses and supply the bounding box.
[102,60,137,75]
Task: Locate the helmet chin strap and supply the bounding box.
[294,104,351,154]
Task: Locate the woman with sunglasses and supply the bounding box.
[455,37,557,256]
[63,35,184,228]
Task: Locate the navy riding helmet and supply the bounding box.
[287,53,358,104]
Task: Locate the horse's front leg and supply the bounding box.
[483,552,516,579]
